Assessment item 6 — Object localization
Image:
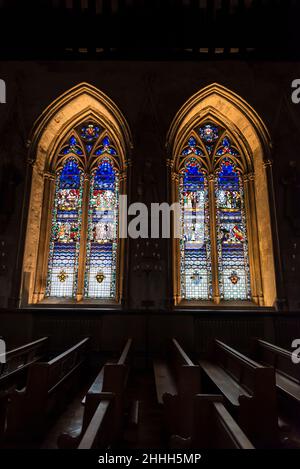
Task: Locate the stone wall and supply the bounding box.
[0,60,300,310]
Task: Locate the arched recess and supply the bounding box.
[167,83,278,307]
[21,83,133,305]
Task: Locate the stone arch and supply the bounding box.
[167,83,277,307]
[22,82,133,305]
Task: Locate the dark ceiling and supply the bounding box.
[0,0,297,59]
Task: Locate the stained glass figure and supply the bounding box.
[179,158,212,300]
[84,158,119,298]
[215,159,251,300]
[45,158,83,297]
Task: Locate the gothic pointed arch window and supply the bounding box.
[177,124,251,303]
[45,122,122,301]
[168,84,277,307]
[22,83,132,305]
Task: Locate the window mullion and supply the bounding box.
[208,172,220,304]
[76,174,90,301]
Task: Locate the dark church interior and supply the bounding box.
[1,0,300,455]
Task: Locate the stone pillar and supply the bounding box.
[263,158,287,310]
[32,170,55,303]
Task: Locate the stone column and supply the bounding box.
[263,158,287,310]
[32,170,56,303]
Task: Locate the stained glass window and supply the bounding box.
[44,119,121,302]
[215,159,251,300]
[178,122,252,303]
[46,157,83,297]
[84,158,119,299]
[179,158,212,300]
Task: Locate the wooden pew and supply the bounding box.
[5,337,90,440]
[78,392,115,449]
[252,338,300,418]
[171,395,255,449]
[0,337,48,437]
[153,338,201,438]
[199,339,278,448]
[0,337,48,389]
[58,338,133,449]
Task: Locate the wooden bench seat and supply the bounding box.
[59,338,133,449]
[199,359,252,407]
[153,360,177,404]
[153,338,201,438]
[5,337,90,440]
[171,395,255,449]
[78,394,114,449]
[276,373,300,401]
[199,339,278,448]
[81,367,104,405]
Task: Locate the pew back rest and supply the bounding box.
[102,338,132,393]
[117,338,133,366]
[26,337,90,395]
[214,339,266,395]
[83,338,132,428]
[168,338,201,399]
[0,337,48,386]
[255,339,300,384]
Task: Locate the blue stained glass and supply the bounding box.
[216,137,239,157]
[60,158,81,189]
[188,137,197,146]
[183,160,205,191]
[181,137,204,157]
[94,159,116,191]
[94,137,118,157]
[86,144,93,153]
[102,136,110,146]
[61,136,84,156]
[217,160,239,188]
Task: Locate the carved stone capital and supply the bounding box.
[244,171,255,182]
[263,159,273,169]
[171,171,179,182]
[44,171,55,181]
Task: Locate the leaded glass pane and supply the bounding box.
[179,158,212,300]
[84,158,119,299]
[215,159,251,300]
[45,158,83,297]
